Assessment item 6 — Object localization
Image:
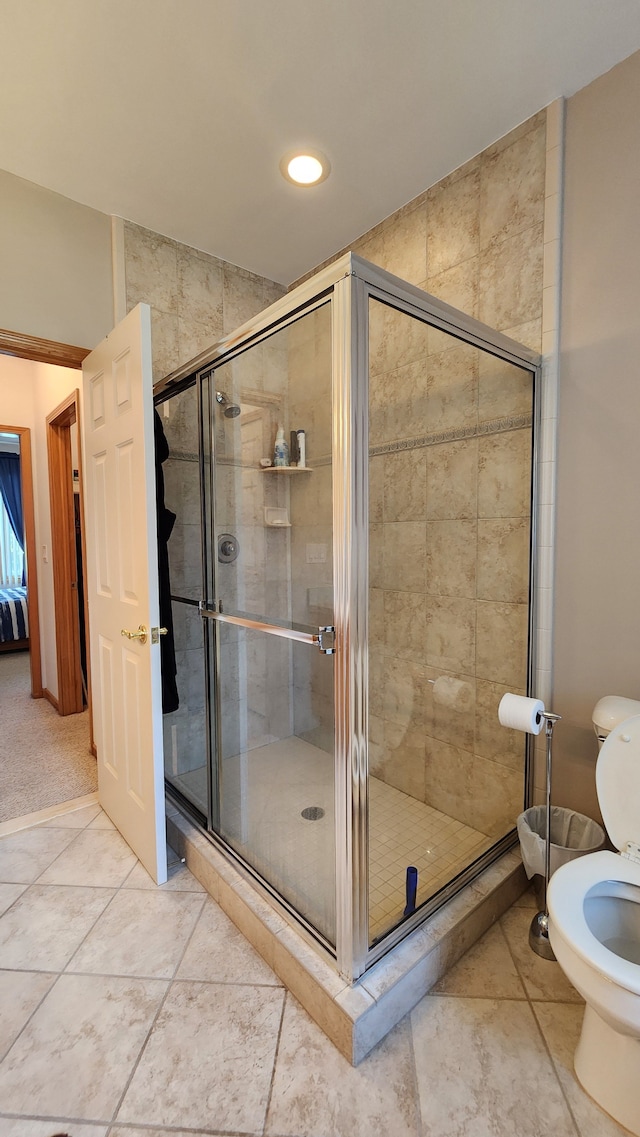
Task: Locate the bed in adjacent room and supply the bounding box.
[0,585,29,650]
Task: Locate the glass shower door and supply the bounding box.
[367,294,534,947]
[200,303,337,945]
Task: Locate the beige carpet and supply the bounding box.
[0,651,97,822]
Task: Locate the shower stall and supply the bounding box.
[155,252,538,981]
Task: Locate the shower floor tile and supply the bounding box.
[171,738,492,945]
[368,779,492,942]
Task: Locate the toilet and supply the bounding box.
[548,696,640,1135]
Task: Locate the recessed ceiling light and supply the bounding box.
[280,149,330,187]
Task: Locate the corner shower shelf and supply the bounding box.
[260,466,312,474]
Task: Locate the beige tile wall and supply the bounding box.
[299,111,546,355]
[345,110,546,836]
[123,220,285,382]
[210,342,293,760]
[288,305,334,751]
[124,224,288,768]
[368,311,533,835]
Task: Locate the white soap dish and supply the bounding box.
[264,506,291,528]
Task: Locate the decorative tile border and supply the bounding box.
[167,415,533,471]
[370,413,533,457]
[217,410,534,473]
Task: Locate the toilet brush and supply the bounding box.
[529,711,562,960]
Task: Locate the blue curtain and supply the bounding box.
[0,452,24,550]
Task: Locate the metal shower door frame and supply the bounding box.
[334,258,541,980]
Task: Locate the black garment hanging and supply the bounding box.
[154,409,179,713]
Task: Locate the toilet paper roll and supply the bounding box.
[498,692,545,735]
[432,676,473,712]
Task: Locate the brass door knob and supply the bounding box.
[121,625,148,645]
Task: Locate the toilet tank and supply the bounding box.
[592,695,640,749]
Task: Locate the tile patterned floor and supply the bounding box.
[169,738,491,943]
[0,800,630,1137]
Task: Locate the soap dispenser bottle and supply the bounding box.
[273,425,289,467]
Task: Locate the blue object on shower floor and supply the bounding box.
[403,865,418,916]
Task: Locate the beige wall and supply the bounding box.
[0,167,108,696]
[553,50,640,823]
[0,354,79,699]
[0,169,113,349]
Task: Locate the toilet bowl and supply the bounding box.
[548,712,640,1135]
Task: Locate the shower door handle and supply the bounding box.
[198,603,334,654]
[315,626,335,655]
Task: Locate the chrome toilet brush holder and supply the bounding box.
[529,710,562,960]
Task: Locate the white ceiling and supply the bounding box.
[3,0,640,285]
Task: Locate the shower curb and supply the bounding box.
[166,799,527,1064]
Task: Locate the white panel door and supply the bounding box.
[81,303,167,884]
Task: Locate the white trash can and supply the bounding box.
[517,805,605,904]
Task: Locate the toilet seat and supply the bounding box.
[548,850,640,995]
[597,712,640,854]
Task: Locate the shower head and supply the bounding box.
[215,391,241,419]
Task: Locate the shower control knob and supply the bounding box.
[218,533,240,564]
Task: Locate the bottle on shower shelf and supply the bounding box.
[296,428,306,468]
[273,425,289,467]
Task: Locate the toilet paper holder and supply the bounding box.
[498,692,562,960]
[529,709,562,960]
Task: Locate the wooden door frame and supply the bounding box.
[47,391,91,725]
[0,327,89,369]
[0,423,42,698]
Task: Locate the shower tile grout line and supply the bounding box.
[405,996,426,1137]
[0,808,215,1131]
[0,809,126,1076]
[528,999,584,1137]
[56,969,282,989]
[1,814,601,1137]
[260,985,289,1137]
[0,1111,257,1137]
[497,913,583,1137]
[105,873,211,1128]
